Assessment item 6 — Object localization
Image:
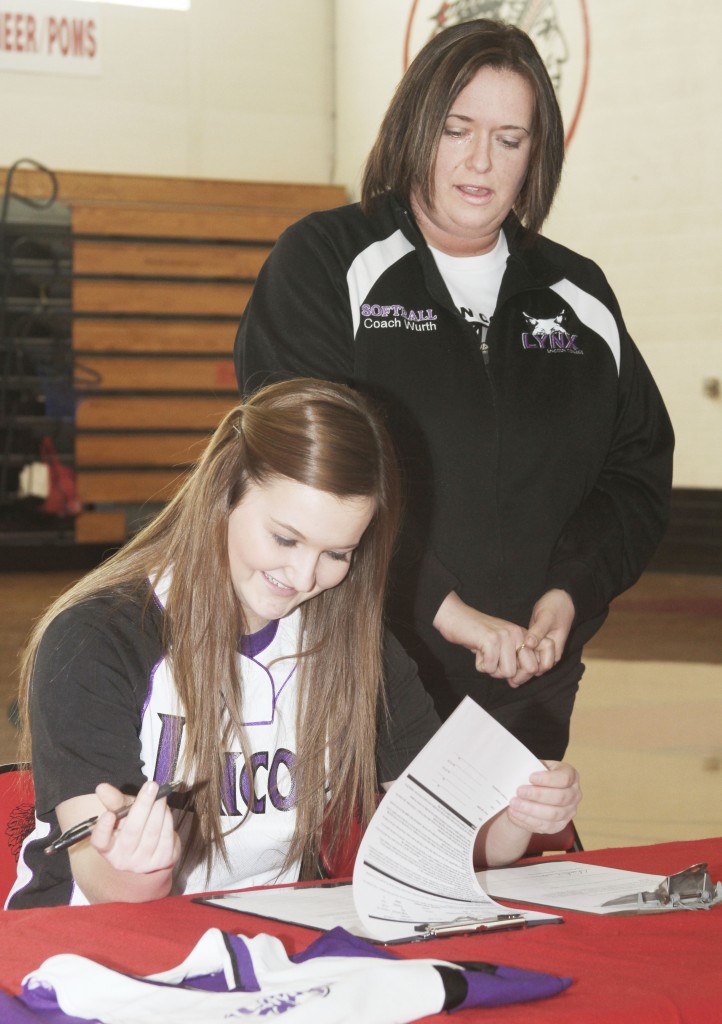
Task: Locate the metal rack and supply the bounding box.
[0,159,75,545]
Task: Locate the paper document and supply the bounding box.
[351,697,558,941]
[204,882,365,935]
[202,698,560,942]
[478,861,672,915]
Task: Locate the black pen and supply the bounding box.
[44,781,180,856]
[290,881,350,889]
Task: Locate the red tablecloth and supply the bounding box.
[1,837,720,1022]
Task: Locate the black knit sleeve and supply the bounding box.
[376,630,440,783]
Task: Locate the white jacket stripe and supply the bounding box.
[551,278,621,373]
[347,230,415,336]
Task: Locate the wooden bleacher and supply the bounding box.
[1,168,347,545]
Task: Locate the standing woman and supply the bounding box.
[9,379,581,908]
[235,19,674,760]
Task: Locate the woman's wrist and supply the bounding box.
[473,811,530,869]
[432,590,463,639]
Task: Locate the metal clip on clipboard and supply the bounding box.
[602,862,722,912]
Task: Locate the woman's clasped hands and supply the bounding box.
[434,588,576,687]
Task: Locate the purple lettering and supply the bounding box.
[238,751,269,814]
[153,712,185,784]
[268,748,296,811]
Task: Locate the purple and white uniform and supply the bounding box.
[7,577,438,909]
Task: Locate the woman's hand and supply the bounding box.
[475,761,582,868]
[433,589,575,686]
[91,780,180,876]
[56,780,181,904]
[433,591,529,679]
[507,760,581,834]
[513,589,576,686]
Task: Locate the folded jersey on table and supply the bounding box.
[1,925,572,1023]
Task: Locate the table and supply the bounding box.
[1,838,720,1022]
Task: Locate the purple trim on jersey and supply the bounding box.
[240,659,297,727]
[140,656,164,721]
[12,983,89,1022]
[239,619,279,658]
[457,963,572,1009]
[224,933,261,991]
[239,620,297,727]
[181,969,230,992]
[291,926,397,964]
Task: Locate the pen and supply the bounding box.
[44,781,180,856]
[383,914,527,945]
[290,881,350,890]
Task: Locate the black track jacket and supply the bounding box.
[235,194,674,701]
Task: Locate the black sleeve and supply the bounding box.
[235,215,356,395]
[376,629,440,783]
[28,594,160,818]
[545,323,674,624]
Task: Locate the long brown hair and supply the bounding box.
[362,18,565,237]
[18,379,401,881]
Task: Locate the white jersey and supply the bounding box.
[8,588,304,907]
[8,576,441,910]
[150,571,303,896]
[3,926,571,1022]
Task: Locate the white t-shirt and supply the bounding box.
[429,230,509,358]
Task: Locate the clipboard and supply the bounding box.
[478,859,722,916]
[194,880,562,945]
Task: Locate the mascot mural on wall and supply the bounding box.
[404,0,590,144]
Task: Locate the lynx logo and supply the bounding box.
[404,0,590,145]
[521,310,582,353]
